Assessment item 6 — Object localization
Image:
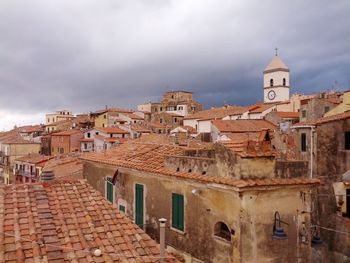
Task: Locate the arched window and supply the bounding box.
[283,78,286,86]
[270,79,274,87]
[214,222,232,241]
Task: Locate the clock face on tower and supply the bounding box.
[268,90,276,100]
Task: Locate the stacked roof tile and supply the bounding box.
[0,180,178,262]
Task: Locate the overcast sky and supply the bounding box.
[0,0,349,130]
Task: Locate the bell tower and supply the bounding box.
[263,49,290,103]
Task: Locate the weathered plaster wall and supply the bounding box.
[83,160,241,262]
[213,144,275,179]
[240,188,312,263]
[83,160,314,263]
[275,160,309,178]
[294,119,350,261]
[165,155,218,175]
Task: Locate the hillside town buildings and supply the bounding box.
[0,53,349,262]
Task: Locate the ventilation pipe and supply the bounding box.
[40,170,55,182]
[159,218,167,263]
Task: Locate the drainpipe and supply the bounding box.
[292,125,316,179]
[159,218,167,263]
[310,126,315,179]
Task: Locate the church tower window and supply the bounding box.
[283,78,286,86]
[270,79,274,87]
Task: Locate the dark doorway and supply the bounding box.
[347,189,350,218]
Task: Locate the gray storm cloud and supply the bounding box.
[0,0,349,121]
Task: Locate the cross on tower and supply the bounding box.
[275,48,279,56]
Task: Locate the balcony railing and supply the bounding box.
[15,170,36,178]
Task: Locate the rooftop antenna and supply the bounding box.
[275,47,279,56]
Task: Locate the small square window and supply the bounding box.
[301,133,307,152]
[301,110,306,118]
[345,131,350,150]
[119,205,126,213]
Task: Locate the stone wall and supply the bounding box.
[275,160,309,178]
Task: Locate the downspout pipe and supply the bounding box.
[292,125,316,179]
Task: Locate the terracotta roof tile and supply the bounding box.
[183,106,249,120]
[41,156,83,181]
[52,129,83,136]
[15,154,52,164]
[248,104,275,113]
[130,124,152,133]
[212,119,276,133]
[80,141,319,189]
[275,111,299,118]
[95,127,129,134]
[1,134,40,144]
[19,125,44,133]
[0,180,178,262]
[120,113,144,120]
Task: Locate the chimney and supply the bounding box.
[159,218,167,263]
[40,170,55,182]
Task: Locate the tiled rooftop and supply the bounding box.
[1,135,40,145]
[52,129,83,136]
[211,119,276,133]
[41,156,83,181]
[95,127,129,134]
[15,154,52,165]
[248,103,275,113]
[80,141,319,190]
[91,108,134,115]
[221,139,275,158]
[275,111,299,118]
[120,113,144,120]
[19,125,44,133]
[0,180,177,262]
[183,105,249,120]
[129,124,152,133]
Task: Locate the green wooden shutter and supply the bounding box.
[106,177,114,203]
[172,193,184,231]
[135,184,144,227]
